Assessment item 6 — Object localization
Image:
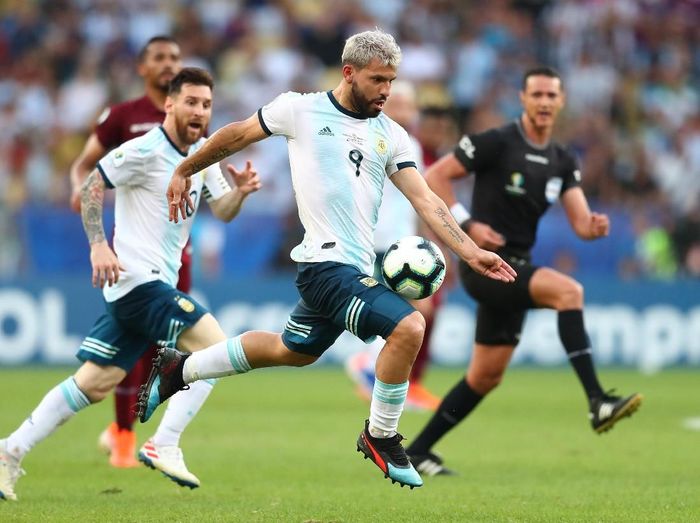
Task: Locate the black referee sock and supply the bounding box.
[407,378,483,455]
[558,309,604,400]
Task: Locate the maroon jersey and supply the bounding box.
[94,95,165,150]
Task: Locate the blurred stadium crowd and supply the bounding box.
[0,0,699,280]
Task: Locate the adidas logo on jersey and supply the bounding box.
[318,126,334,136]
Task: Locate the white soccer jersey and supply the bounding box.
[97,126,231,302]
[258,91,417,274]
[373,135,425,252]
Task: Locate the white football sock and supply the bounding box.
[182,335,251,383]
[151,379,216,447]
[6,377,90,461]
[368,378,408,438]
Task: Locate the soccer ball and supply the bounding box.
[381,236,446,300]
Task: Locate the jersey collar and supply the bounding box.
[515,118,550,150]
[159,126,188,157]
[327,91,368,120]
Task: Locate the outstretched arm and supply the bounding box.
[80,170,122,288]
[208,161,262,222]
[168,113,268,222]
[561,187,609,240]
[392,167,516,282]
[425,153,505,250]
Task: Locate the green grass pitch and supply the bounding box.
[0,366,698,522]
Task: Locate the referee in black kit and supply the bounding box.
[406,66,643,476]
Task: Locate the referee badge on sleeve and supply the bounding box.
[545,177,563,203]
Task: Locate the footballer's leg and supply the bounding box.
[357,311,425,489]
[405,294,441,412]
[137,311,318,423]
[129,287,220,487]
[530,268,643,432]
[138,243,211,486]
[406,342,514,476]
[1,362,125,501]
[101,351,153,468]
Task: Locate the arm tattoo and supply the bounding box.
[435,208,464,244]
[80,171,106,244]
[188,147,234,176]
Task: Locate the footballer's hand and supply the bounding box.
[464,220,505,250]
[167,172,193,223]
[226,160,262,196]
[90,241,123,288]
[588,213,609,239]
[466,248,517,283]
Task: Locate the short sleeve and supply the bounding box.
[96,140,145,189]
[386,125,417,177]
[560,149,582,194]
[453,128,503,173]
[94,105,122,150]
[258,92,299,138]
[202,164,232,202]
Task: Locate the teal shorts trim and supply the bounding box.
[282,262,415,357]
[76,280,208,370]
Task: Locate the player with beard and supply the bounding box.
[344,81,444,412]
[69,36,212,473]
[405,66,643,476]
[0,68,261,501]
[136,30,516,490]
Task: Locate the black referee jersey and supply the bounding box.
[453,119,581,253]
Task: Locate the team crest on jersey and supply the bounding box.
[505,172,526,195]
[545,177,563,203]
[360,276,379,287]
[375,137,388,154]
[176,297,195,313]
[112,149,126,167]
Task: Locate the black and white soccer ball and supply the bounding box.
[381,236,446,300]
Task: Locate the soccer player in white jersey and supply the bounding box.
[138,30,516,489]
[0,68,261,501]
[345,81,444,411]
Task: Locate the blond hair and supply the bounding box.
[341,29,402,69]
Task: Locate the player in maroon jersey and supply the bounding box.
[69,36,189,468]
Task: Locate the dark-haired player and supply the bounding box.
[0,68,261,501]
[69,36,206,471]
[406,66,643,476]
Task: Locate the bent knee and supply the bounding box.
[276,343,318,367]
[468,370,505,395]
[285,352,317,367]
[390,311,426,345]
[79,382,111,403]
[556,281,584,310]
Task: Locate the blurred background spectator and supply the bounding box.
[0,0,698,282]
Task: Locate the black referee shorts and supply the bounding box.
[458,252,539,346]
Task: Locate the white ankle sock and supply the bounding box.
[182,336,251,383]
[6,377,90,460]
[151,379,216,447]
[368,378,408,438]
